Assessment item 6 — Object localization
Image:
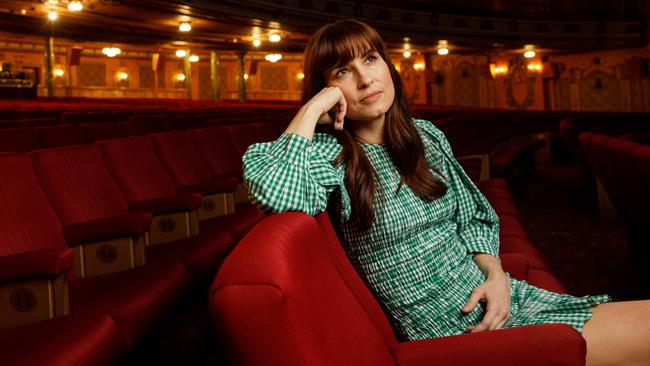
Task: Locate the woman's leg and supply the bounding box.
[583,300,650,366]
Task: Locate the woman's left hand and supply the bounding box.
[462,272,511,333]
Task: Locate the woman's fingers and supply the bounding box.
[462,288,484,313]
[334,95,347,130]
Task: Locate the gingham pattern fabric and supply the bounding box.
[243,119,611,340]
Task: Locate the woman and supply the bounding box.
[243,19,650,365]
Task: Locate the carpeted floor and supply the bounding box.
[514,163,649,301]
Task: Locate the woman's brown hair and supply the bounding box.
[302,19,447,231]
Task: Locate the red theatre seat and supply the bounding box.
[0,127,41,153]
[0,154,121,366]
[28,145,191,349]
[210,212,586,366]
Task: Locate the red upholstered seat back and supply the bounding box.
[29,145,130,226]
[191,127,242,178]
[97,137,177,204]
[37,125,87,148]
[148,131,213,188]
[0,154,66,256]
[0,127,41,153]
[210,212,395,366]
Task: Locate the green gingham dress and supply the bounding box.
[243,119,611,340]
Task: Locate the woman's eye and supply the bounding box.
[367,54,377,62]
[336,68,349,77]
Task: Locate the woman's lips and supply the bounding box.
[360,91,382,103]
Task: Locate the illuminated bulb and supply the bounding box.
[175,73,186,81]
[269,33,281,42]
[403,50,411,58]
[264,53,282,62]
[117,72,128,80]
[252,39,261,47]
[175,49,187,58]
[244,73,249,80]
[68,1,83,11]
[21,9,27,15]
[524,45,535,58]
[179,22,191,32]
[437,48,449,56]
[54,69,65,76]
[189,55,199,62]
[413,63,424,71]
[297,72,304,80]
[48,10,58,21]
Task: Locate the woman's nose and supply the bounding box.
[357,73,373,88]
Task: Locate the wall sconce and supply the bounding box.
[189,55,199,62]
[175,73,186,81]
[116,72,129,80]
[244,73,249,80]
[413,63,425,71]
[296,72,305,80]
[47,10,58,21]
[490,63,509,77]
[53,68,65,77]
[527,63,543,72]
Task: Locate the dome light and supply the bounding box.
[102,47,122,57]
[175,49,187,58]
[403,50,411,58]
[252,39,261,47]
[264,53,282,62]
[47,10,58,21]
[524,45,536,58]
[269,33,281,43]
[189,55,199,62]
[437,40,449,56]
[68,1,83,12]
[179,21,192,32]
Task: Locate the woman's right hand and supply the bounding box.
[285,87,347,139]
[309,86,347,131]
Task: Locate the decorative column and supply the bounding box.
[183,52,192,99]
[237,50,246,102]
[210,50,220,102]
[44,36,55,98]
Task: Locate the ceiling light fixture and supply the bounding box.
[189,55,199,62]
[269,33,281,43]
[179,21,192,32]
[68,1,83,12]
[264,53,282,62]
[403,50,411,58]
[102,47,121,57]
[437,40,449,56]
[175,49,187,58]
[47,10,58,21]
[524,44,536,58]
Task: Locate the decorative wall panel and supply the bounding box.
[78,63,106,87]
[260,65,288,91]
[579,71,619,111]
[451,61,479,106]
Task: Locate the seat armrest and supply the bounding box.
[63,212,152,246]
[0,247,74,282]
[499,252,529,281]
[390,324,585,366]
[128,193,202,215]
[177,177,238,195]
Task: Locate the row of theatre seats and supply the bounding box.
[208,121,584,365]
[579,132,650,260]
[0,121,293,364]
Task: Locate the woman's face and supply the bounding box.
[325,50,395,124]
